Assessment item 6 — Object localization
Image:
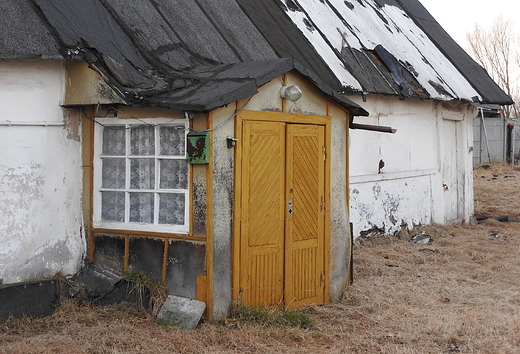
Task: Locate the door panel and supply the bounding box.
[285,124,325,308]
[240,121,285,307]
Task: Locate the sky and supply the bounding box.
[418,0,520,49]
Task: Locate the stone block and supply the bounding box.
[157,295,206,330]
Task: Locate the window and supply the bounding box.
[93,118,189,234]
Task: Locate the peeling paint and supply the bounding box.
[0,162,45,239]
[0,61,85,285]
[372,183,381,199]
[382,191,402,225]
[63,108,81,142]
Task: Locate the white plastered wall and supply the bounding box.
[348,95,475,238]
[0,60,85,284]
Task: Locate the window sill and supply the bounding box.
[91,227,206,242]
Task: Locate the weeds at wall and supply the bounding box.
[123,272,167,317]
[226,302,314,329]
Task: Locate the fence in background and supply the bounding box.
[473,116,520,166]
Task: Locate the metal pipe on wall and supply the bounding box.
[0,121,65,127]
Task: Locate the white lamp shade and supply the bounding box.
[280,85,303,102]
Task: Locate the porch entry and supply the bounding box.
[237,115,327,309]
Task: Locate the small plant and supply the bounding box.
[123,272,167,317]
[227,302,314,329]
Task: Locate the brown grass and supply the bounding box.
[2,163,520,353]
[474,162,520,220]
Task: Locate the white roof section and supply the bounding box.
[282,0,482,101]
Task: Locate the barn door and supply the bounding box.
[442,120,460,223]
[238,120,326,309]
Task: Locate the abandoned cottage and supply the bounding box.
[0,0,511,320]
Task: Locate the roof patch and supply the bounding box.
[428,80,454,99]
[373,7,389,25]
[285,0,301,12]
[374,45,414,97]
[303,18,316,32]
[344,1,355,10]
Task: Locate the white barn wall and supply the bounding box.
[0,60,85,284]
[348,95,475,237]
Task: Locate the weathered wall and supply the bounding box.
[210,103,236,319]
[347,95,475,237]
[0,60,85,285]
[328,105,351,302]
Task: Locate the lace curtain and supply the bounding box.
[99,123,187,226]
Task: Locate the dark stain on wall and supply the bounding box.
[128,237,164,283]
[93,234,125,274]
[165,241,206,299]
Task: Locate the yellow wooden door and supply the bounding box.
[239,120,326,308]
[240,121,286,307]
[284,124,325,308]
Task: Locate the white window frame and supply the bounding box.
[93,117,190,234]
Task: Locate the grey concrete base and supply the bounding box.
[0,278,68,322]
[156,295,206,330]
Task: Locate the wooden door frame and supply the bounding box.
[232,110,331,306]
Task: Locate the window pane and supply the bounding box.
[131,125,155,155]
[102,158,126,189]
[102,125,125,155]
[160,126,185,155]
[101,191,125,222]
[129,193,154,223]
[159,193,185,225]
[130,159,155,189]
[160,159,188,189]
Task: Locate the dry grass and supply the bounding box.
[2,163,520,353]
[474,162,520,220]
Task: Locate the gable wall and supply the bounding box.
[348,94,476,237]
[0,60,85,285]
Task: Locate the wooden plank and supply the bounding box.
[240,110,330,125]
[91,228,206,242]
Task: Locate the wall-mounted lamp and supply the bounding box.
[280,85,303,102]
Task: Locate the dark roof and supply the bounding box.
[0,0,511,111]
[26,0,367,115]
[0,0,60,59]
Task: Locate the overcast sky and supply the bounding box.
[418,0,520,48]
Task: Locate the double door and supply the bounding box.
[238,119,327,309]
